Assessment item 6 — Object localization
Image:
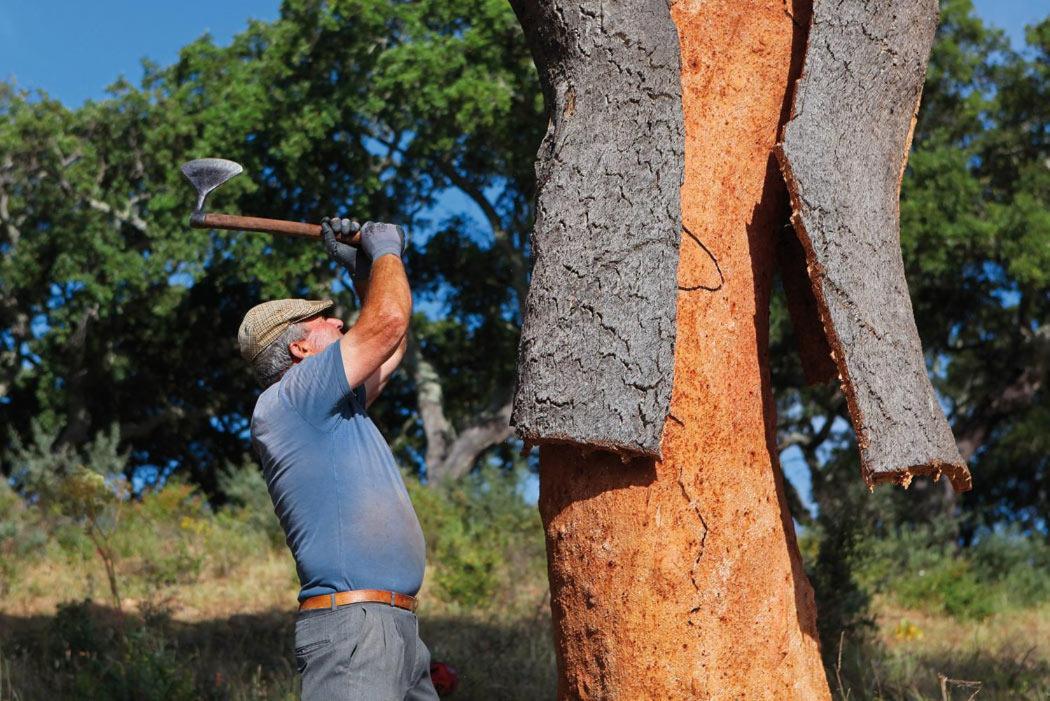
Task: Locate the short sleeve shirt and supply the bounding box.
[250,342,426,600]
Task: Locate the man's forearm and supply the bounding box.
[338,255,411,389]
[363,255,411,322]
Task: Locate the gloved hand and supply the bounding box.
[321,216,370,292]
[359,221,406,262]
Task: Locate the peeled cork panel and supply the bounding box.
[509,0,684,458]
[776,0,972,491]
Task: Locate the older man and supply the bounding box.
[238,218,437,700]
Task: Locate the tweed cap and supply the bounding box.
[238,298,334,362]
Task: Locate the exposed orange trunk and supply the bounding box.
[538,1,830,697]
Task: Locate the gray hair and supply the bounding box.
[252,322,306,389]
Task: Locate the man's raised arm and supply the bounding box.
[322,218,411,391]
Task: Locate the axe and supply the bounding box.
[180,158,361,245]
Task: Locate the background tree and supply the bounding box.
[0,0,544,493]
[0,0,1044,614]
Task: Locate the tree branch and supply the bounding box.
[432,158,529,314]
[404,333,454,473]
[55,304,100,449]
[954,331,1047,461]
[430,401,514,484]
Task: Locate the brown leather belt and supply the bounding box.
[299,589,418,613]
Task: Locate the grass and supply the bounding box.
[0,551,556,701]
[851,598,1050,700]
[1,472,1047,699]
[3,548,1047,700]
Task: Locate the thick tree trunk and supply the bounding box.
[776,0,972,492]
[528,1,830,697]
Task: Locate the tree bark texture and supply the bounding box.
[508,0,684,459]
[775,0,972,492]
[535,1,830,697]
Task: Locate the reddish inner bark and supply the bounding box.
[538,1,830,697]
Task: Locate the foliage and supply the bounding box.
[409,466,546,608]
[0,0,543,495]
[856,526,1050,621]
[0,479,47,596]
[7,423,130,607]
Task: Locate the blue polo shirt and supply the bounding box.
[250,342,426,601]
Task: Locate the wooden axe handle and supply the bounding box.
[190,212,362,246]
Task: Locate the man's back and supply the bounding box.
[251,342,426,601]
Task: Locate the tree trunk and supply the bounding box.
[525,0,830,697]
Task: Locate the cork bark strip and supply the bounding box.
[534,1,830,697]
[508,0,684,459]
[775,0,972,491]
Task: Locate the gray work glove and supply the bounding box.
[321,216,370,293]
[359,221,406,262]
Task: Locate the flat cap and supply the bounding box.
[238,298,334,362]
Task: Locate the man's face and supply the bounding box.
[289,315,344,360]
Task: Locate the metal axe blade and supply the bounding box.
[180,158,243,214]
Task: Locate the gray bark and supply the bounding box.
[509,0,684,458]
[775,0,972,491]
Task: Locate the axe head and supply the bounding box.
[180,158,243,213]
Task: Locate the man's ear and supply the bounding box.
[289,339,310,361]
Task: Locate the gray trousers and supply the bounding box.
[294,602,439,700]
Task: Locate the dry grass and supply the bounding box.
[828,597,1050,700]
[2,546,1047,700]
[0,548,556,701]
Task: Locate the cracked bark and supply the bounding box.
[775,0,972,491]
[524,1,829,697]
[508,0,684,459]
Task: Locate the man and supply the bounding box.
[238,217,438,700]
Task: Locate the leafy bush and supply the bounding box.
[855,524,1050,620]
[45,600,197,701]
[0,480,47,596]
[409,467,546,609]
[217,460,286,549]
[7,423,131,607]
[971,531,1050,608]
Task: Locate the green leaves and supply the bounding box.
[1,0,543,491]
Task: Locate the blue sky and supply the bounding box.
[0,1,1045,108]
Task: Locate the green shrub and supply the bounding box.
[855,524,1050,620]
[45,600,197,701]
[0,480,47,595]
[971,531,1050,609]
[217,461,286,550]
[409,467,546,609]
[894,558,996,619]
